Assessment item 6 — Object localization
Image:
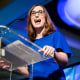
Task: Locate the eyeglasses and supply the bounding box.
[31,10,45,16]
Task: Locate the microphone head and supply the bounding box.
[16,18,25,20]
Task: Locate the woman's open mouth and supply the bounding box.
[34,19,41,24]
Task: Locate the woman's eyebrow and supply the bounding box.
[32,10,43,12]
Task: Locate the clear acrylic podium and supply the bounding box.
[0,25,51,80]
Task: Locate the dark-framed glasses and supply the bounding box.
[31,10,45,16]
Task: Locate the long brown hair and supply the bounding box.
[27,4,56,42]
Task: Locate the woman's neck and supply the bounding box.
[35,27,45,39]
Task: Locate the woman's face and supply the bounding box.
[31,6,45,29]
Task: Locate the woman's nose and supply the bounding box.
[35,14,39,18]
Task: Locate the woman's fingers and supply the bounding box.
[39,45,55,56]
[17,67,30,77]
[0,60,10,69]
[2,65,10,69]
[38,49,44,52]
[43,46,50,55]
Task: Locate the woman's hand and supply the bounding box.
[17,67,30,78]
[38,45,68,66]
[0,60,10,69]
[39,45,55,56]
[0,60,30,78]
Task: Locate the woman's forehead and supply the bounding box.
[32,6,43,11]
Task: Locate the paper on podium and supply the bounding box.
[2,40,51,70]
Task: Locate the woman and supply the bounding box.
[0,4,73,80]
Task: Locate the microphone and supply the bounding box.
[16,18,25,20]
